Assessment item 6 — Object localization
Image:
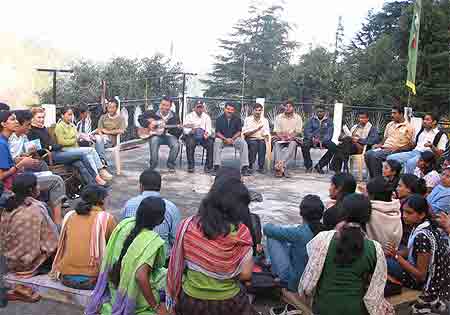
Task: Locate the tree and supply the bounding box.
[39,54,183,105]
[341,0,449,112]
[202,5,298,99]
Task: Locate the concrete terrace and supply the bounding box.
[106,142,331,224]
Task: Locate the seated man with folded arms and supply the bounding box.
[365,105,414,178]
[331,110,380,173]
[242,103,270,174]
[272,101,303,177]
[183,101,214,173]
[213,102,251,176]
[387,113,447,174]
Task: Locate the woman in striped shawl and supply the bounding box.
[167,177,256,315]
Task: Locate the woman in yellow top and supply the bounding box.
[51,184,117,290]
[54,107,112,181]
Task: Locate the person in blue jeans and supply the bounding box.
[387,113,448,174]
[138,97,182,172]
[264,194,325,293]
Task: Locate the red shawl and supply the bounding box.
[166,216,253,308]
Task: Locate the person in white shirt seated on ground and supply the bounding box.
[387,113,447,174]
[242,103,270,174]
[183,101,214,173]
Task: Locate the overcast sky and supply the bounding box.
[4,0,385,74]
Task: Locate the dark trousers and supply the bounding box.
[364,149,391,178]
[185,135,214,169]
[246,139,266,169]
[301,140,337,169]
[330,138,363,172]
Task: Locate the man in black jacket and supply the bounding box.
[138,96,182,172]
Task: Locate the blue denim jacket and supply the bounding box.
[304,116,334,143]
[263,223,314,291]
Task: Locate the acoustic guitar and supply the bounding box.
[137,119,190,139]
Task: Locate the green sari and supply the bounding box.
[85,218,167,315]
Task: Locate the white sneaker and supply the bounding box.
[99,168,113,181]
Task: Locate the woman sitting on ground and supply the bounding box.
[396,174,427,246]
[322,173,357,230]
[413,151,440,194]
[85,197,168,315]
[385,194,450,314]
[50,185,116,290]
[0,173,58,277]
[365,176,402,249]
[383,160,402,198]
[299,193,393,315]
[264,194,324,314]
[167,177,255,315]
[426,167,450,214]
[396,174,427,205]
[54,106,112,182]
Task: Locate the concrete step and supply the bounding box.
[5,274,91,307]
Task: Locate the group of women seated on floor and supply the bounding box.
[2,158,450,315]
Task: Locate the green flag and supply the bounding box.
[406,0,422,95]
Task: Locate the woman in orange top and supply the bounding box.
[51,185,116,290]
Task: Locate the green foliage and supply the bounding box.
[39,54,183,105]
[204,1,449,113]
[202,5,298,98]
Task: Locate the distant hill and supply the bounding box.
[0,32,74,108]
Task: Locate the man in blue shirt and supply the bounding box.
[121,169,181,251]
[213,103,251,176]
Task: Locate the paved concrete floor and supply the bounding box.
[2,143,418,315]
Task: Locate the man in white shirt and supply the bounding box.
[272,101,303,177]
[242,103,270,173]
[183,101,214,173]
[387,113,448,173]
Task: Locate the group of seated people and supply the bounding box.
[142,97,449,186]
[2,153,450,315]
[138,97,343,177]
[0,100,125,223]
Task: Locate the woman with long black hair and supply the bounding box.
[385,194,450,314]
[322,173,357,230]
[50,185,116,290]
[167,177,256,315]
[85,196,168,315]
[299,193,393,315]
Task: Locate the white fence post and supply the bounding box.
[332,103,343,144]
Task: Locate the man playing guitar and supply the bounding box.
[138,96,182,172]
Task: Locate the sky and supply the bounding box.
[3,0,385,75]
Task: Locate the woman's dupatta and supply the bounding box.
[298,231,394,315]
